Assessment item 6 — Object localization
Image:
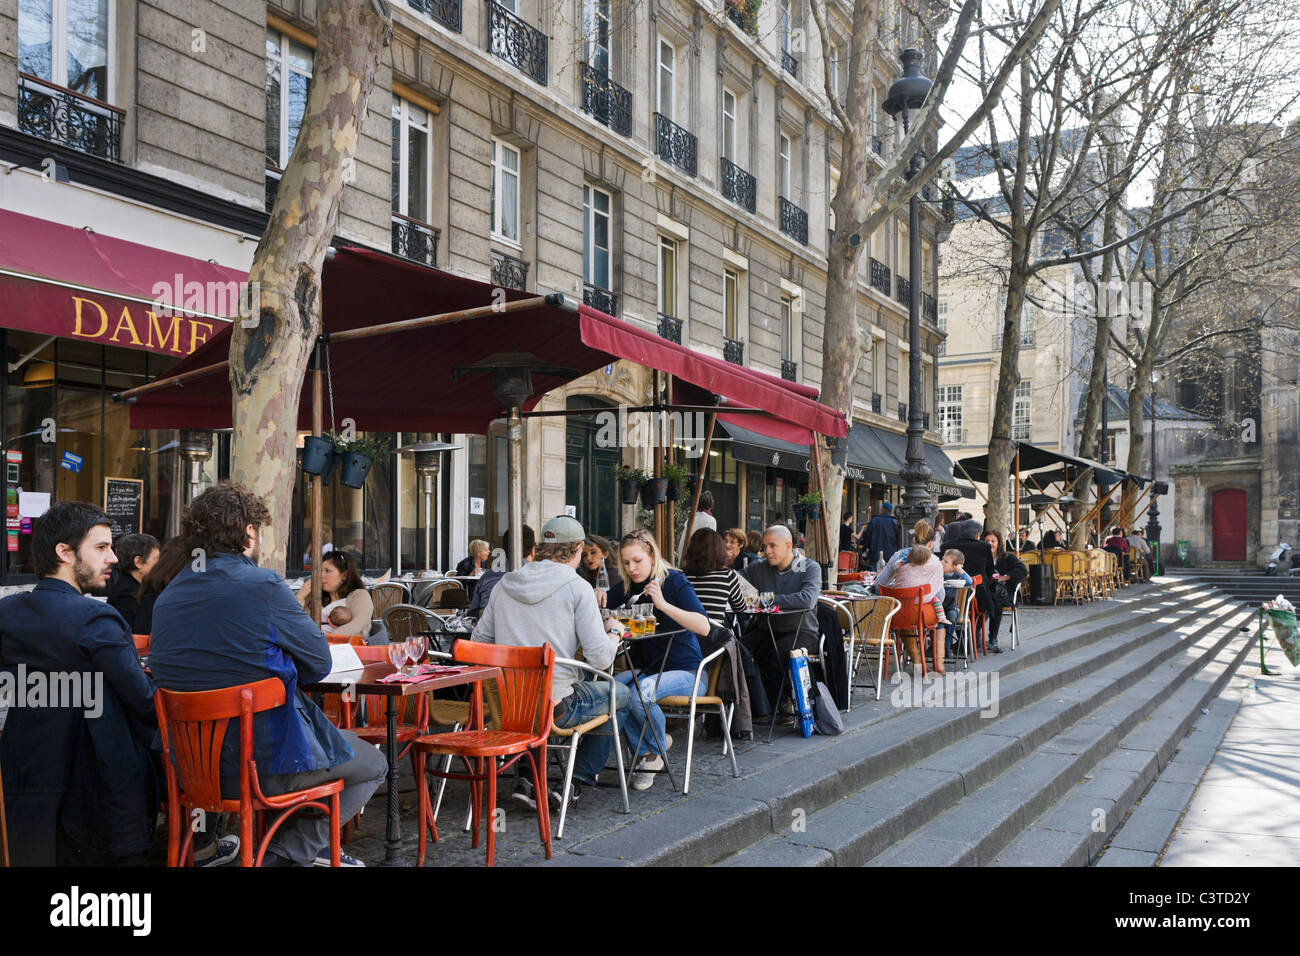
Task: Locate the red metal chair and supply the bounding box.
[969,574,989,656]
[132,634,150,656]
[877,583,939,676]
[154,677,344,867]
[413,639,555,867]
[837,550,859,572]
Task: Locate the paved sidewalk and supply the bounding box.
[1161,636,1300,867]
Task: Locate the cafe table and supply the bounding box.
[614,627,687,792]
[302,660,501,866]
[727,607,814,741]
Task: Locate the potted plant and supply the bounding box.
[301,434,335,477]
[333,434,392,489]
[799,490,824,520]
[641,473,670,506]
[662,461,689,503]
[617,465,648,505]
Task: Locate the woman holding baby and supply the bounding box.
[298,550,374,639]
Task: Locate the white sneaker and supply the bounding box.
[630,734,672,791]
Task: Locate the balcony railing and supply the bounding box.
[580,63,632,136]
[781,359,798,382]
[725,0,759,35]
[781,49,799,78]
[724,336,744,365]
[870,258,891,295]
[488,1,547,85]
[896,276,911,304]
[18,73,123,162]
[871,393,882,414]
[922,292,937,324]
[657,312,682,343]
[779,196,808,245]
[391,214,439,267]
[409,0,461,31]
[584,283,618,315]
[720,157,756,213]
[491,250,529,290]
[654,113,697,177]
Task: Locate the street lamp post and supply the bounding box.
[883,49,934,528]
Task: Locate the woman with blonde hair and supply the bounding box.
[874,520,949,675]
[603,529,710,790]
[455,539,491,576]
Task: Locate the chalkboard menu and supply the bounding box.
[104,477,144,538]
[746,466,765,532]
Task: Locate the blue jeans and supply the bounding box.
[617,669,706,760]
[553,680,631,785]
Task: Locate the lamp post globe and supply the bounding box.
[883,48,935,528]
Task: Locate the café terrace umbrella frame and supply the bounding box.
[114,247,849,613]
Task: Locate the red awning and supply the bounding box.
[126,247,846,442]
[0,208,247,357]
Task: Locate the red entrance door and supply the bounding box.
[1211,489,1247,561]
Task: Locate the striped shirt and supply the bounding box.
[685,569,747,625]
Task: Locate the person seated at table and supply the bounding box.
[578,533,618,595]
[298,550,374,640]
[1042,529,1062,550]
[745,530,765,565]
[874,519,938,591]
[738,525,822,709]
[1128,528,1153,574]
[455,539,491,577]
[941,549,972,649]
[0,501,158,867]
[604,529,710,790]
[985,530,1028,612]
[469,525,535,616]
[681,528,749,626]
[945,518,1004,653]
[881,542,951,676]
[1103,525,1131,576]
[150,483,387,867]
[474,515,629,805]
[723,527,752,572]
[106,532,159,633]
[133,536,190,637]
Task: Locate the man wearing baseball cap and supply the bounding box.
[475,515,630,808]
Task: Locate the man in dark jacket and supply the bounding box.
[0,501,157,866]
[150,483,386,867]
[864,502,902,567]
[740,525,823,706]
[105,532,159,633]
[945,519,1004,652]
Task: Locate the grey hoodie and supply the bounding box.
[474,559,617,702]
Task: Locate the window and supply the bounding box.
[779,134,791,197]
[872,335,885,396]
[938,385,963,444]
[490,138,521,244]
[583,185,612,292]
[583,0,610,73]
[828,39,840,100]
[722,89,737,162]
[392,99,431,222]
[657,39,675,121]
[779,0,791,51]
[1013,380,1031,440]
[898,348,907,411]
[780,296,793,361]
[937,297,948,333]
[659,236,678,317]
[995,288,1037,347]
[266,28,313,170]
[828,166,839,232]
[724,270,741,341]
[18,0,109,99]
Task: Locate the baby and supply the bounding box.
[320,601,353,635]
[941,549,972,645]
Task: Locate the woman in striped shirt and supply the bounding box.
[680,528,748,626]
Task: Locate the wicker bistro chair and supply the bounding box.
[822,592,899,705]
[1051,551,1083,606]
[655,643,741,794]
[421,579,467,611]
[369,582,409,621]
[549,657,630,838]
[1020,550,1041,566]
[384,602,446,650]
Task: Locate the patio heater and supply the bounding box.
[453,352,577,570]
[178,429,213,500]
[397,440,461,575]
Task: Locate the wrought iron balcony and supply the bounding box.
[898,403,908,423]
[870,258,891,295]
[491,250,529,290]
[584,283,618,315]
[872,135,883,155]
[18,73,123,162]
[721,157,756,213]
[657,312,682,343]
[725,0,759,35]
[781,359,798,382]
[391,214,439,267]
[896,276,911,304]
[781,49,799,78]
[409,0,461,31]
[487,1,547,86]
[580,63,632,136]
[724,336,744,365]
[922,292,937,324]
[871,392,882,414]
[779,196,808,245]
[653,113,697,177]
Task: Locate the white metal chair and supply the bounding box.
[951,585,978,667]
[550,658,630,838]
[835,593,901,701]
[1008,581,1023,650]
[655,643,740,794]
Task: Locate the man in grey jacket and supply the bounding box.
[475,515,630,806]
[740,525,823,708]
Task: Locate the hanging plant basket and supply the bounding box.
[619,478,643,504]
[320,451,338,486]
[338,451,374,489]
[808,503,823,520]
[641,477,670,506]
[302,436,335,476]
[793,503,808,522]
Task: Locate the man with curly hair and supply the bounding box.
[149,482,386,866]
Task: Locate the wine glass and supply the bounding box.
[387,640,408,674]
[407,635,427,670]
[760,591,775,611]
